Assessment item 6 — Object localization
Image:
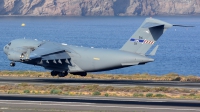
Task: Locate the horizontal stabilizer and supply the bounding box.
[142,22,164,28]
[173,25,194,27]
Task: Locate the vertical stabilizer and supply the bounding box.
[120,18,172,55]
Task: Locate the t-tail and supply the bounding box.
[120,18,173,55]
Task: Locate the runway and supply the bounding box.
[0,77,200,111]
[0,77,200,88]
[0,94,199,112]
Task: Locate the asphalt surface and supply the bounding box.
[0,77,200,88]
[0,94,199,112]
[0,77,200,111]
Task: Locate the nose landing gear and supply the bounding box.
[10,62,15,67]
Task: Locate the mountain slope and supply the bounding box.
[0,0,200,16]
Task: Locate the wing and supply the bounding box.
[29,42,71,60]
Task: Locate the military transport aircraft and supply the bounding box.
[3,18,192,77]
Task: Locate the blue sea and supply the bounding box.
[0,16,199,76]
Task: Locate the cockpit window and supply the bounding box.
[8,43,11,46]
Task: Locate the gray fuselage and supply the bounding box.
[3,39,153,73]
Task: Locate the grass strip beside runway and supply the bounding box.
[0,71,199,82]
[0,83,200,100]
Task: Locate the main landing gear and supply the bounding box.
[51,71,68,77]
[10,62,15,67]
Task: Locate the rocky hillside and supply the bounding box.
[0,0,200,16]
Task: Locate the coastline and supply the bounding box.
[0,14,200,17]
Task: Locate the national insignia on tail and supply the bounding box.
[130,38,154,45]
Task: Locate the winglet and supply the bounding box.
[148,45,159,56]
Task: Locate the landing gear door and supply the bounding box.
[68,52,83,72]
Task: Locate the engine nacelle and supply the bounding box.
[7,51,23,62]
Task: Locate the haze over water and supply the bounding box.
[0,16,199,76]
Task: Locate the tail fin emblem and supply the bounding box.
[130,38,144,43]
[130,38,154,44]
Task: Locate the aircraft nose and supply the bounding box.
[3,45,8,55]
